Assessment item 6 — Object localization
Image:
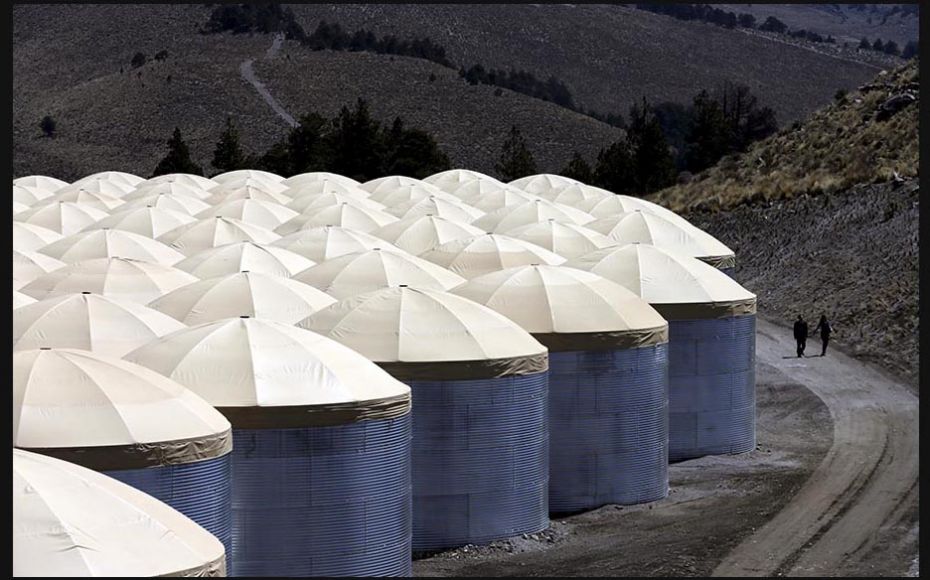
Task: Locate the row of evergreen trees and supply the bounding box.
[858,37,917,58]
[302,21,453,68]
[459,65,576,111]
[151,99,451,181]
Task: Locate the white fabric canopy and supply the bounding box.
[373,214,485,256]
[199,198,298,231]
[38,229,185,266]
[14,175,69,192]
[13,200,29,215]
[20,257,198,304]
[72,171,145,190]
[14,293,186,357]
[420,233,565,279]
[13,448,226,577]
[38,188,126,211]
[212,169,284,184]
[504,219,615,259]
[125,317,410,407]
[285,190,384,214]
[292,248,465,299]
[15,202,110,236]
[450,182,539,212]
[14,250,66,290]
[367,181,447,207]
[85,206,197,239]
[149,271,336,325]
[272,225,404,263]
[13,221,63,252]
[472,199,595,233]
[281,171,360,189]
[387,195,485,223]
[157,216,280,256]
[536,183,612,206]
[299,286,546,362]
[120,192,212,216]
[508,173,581,196]
[587,211,734,261]
[125,181,214,201]
[142,173,218,192]
[360,175,422,194]
[174,241,314,279]
[452,264,667,334]
[566,243,756,305]
[13,184,57,206]
[276,202,398,235]
[13,348,229,449]
[206,183,290,205]
[423,169,503,193]
[13,289,37,309]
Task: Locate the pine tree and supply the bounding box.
[859,37,871,50]
[560,151,593,183]
[211,117,248,175]
[592,140,634,194]
[684,90,731,173]
[151,127,203,177]
[626,99,677,194]
[872,38,884,51]
[324,98,386,181]
[40,115,56,138]
[384,117,451,178]
[287,112,330,175]
[494,125,537,181]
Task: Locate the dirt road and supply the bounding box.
[240,33,298,128]
[414,317,919,576]
[715,318,919,577]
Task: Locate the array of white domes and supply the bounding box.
[12,168,749,576]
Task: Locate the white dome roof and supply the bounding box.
[13,289,37,309]
[157,216,280,256]
[586,211,734,265]
[142,173,218,191]
[281,171,360,189]
[508,173,581,196]
[423,169,503,192]
[14,175,69,192]
[125,317,410,408]
[12,221,64,252]
[149,271,336,325]
[174,241,314,279]
[420,233,565,279]
[504,219,615,259]
[388,195,485,223]
[13,348,230,449]
[360,175,422,194]
[537,183,612,205]
[566,243,756,316]
[272,225,404,262]
[13,250,65,290]
[85,205,197,239]
[206,183,290,205]
[472,198,595,233]
[58,180,135,200]
[199,198,298,230]
[13,184,56,206]
[367,181,447,206]
[20,257,198,304]
[13,449,226,577]
[120,191,212,215]
[212,169,284,184]
[38,187,126,210]
[285,190,384,214]
[126,180,213,201]
[38,228,185,266]
[576,193,660,217]
[276,202,398,235]
[72,171,145,190]
[373,214,486,256]
[15,201,110,236]
[13,200,29,215]
[284,179,372,201]
[14,293,186,357]
[293,248,465,299]
[299,286,546,363]
[452,264,668,336]
[451,182,540,212]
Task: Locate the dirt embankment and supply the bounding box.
[685,178,919,390]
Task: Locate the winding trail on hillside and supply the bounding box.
[715,318,918,576]
[240,32,298,128]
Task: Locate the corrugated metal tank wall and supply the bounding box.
[720,267,736,278]
[409,372,549,552]
[105,455,232,571]
[229,414,412,577]
[548,343,669,513]
[667,315,756,461]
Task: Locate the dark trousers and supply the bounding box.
[821,335,830,356]
[796,338,806,357]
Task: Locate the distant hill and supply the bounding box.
[14,3,883,180]
[651,59,919,212]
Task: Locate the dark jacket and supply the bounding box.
[814,319,832,337]
[794,320,808,340]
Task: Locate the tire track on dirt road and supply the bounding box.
[714,318,918,577]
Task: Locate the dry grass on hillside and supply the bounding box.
[652,60,918,213]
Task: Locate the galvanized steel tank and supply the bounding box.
[453,265,670,512]
[568,244,757,461]
[300,286,550,552]
[12,348,234,569]
[125,317,412,577]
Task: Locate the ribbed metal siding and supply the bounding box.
[548,344,669,513]
[409,372,549,552]
[106,455,232,570]
[229,414,412,577]
[667,315,756,461]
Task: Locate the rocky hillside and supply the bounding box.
[688,179,918,389]
[653,59,919,212]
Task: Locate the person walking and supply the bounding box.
[793,314,808,358]
[813,314,833,357]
